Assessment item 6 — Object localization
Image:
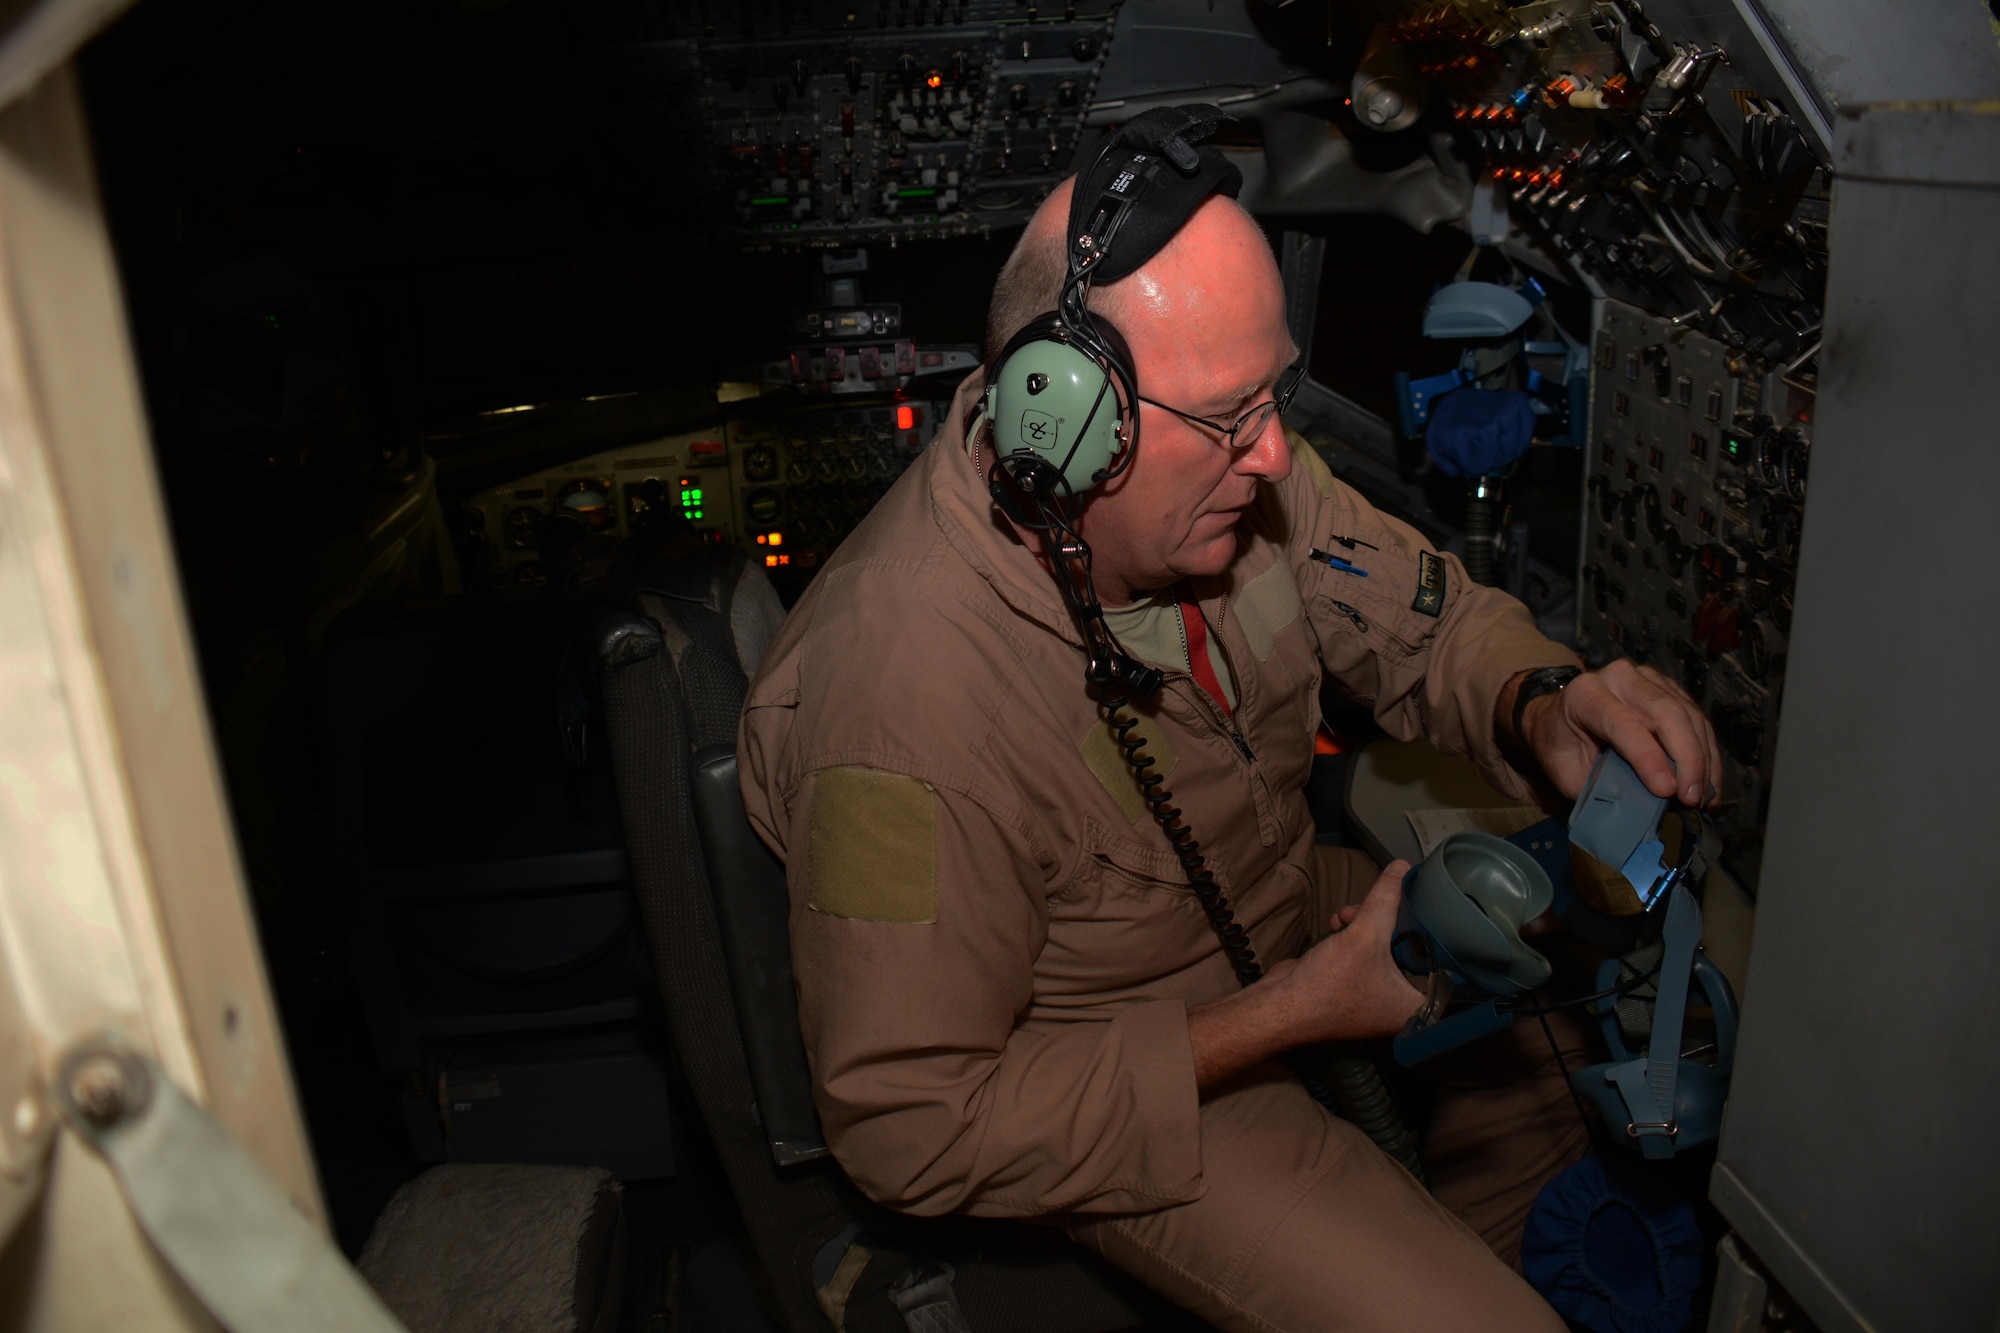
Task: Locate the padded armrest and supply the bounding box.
[688,743,829,1166]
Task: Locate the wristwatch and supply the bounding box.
[1510,665,1582,745]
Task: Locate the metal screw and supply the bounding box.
[67,1054,130,1126]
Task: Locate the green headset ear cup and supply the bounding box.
[987,329,1125,496]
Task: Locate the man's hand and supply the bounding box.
[1187,861,1424,1090]
[1508,659,1724,808]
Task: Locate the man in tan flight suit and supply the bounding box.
[740,177,1724,1331]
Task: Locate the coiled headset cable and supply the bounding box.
[1004,476,1428,1182]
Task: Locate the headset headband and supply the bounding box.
[1064,105,1243,289]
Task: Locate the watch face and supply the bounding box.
[1513,667,1582,741]
[1529,667,1581,694]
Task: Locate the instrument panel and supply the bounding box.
[1578,300,1809,886]
[1379,0,1834,889]
[459,396,949,590]
[614,4,1116,246]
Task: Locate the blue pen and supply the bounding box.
[1310,547,1369,577]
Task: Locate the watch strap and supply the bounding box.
[1510,665,1582,745]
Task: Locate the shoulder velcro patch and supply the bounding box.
[1287,428,1338,499]
[1411,550,1447,618]
[807,767,938,923]
[1235,558,1302,662]
[1081,717,1176,824]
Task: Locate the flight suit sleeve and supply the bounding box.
[1283,437,1582,801]
[783,765,1205,1219]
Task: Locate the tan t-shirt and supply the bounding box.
[1101,593,1237,710]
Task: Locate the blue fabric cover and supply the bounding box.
[1425,388,1535,479]
[1520,1155,1703,1333]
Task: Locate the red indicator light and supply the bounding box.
[896,405,917,430]
[925,71,942,90]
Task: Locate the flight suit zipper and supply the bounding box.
[1181,592,1282,849]
[1208,596,1256,762]
[1326,598,1369,633]
[1176,594,1254,762]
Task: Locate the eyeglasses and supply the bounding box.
[1137,363,1308,452]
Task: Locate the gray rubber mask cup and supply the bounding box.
[1404,832,1555,997]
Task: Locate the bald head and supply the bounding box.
[982,177,1287,383]
[982,178,1079,364]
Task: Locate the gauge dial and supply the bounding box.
[1740,620,1770,681]
[504,505,542,551]
[1783,436,1809,500]
[1775,507,1803,564]
[1756,429,1785,488]
[1748,494,1779,551]
[553,478,616,531]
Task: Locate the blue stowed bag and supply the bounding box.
[1424,386,1536,479]
[1520,1154,1703,1333]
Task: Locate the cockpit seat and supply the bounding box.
[358,1163,625,1333]
[594,549,1195,1332]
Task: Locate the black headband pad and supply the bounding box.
[1066,104,1244,284]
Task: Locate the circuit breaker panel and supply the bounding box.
[1580,299,1810,886]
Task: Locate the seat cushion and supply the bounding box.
[359,1164,625,1333]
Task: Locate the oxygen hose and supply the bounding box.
[1462,476,1501,587]
[1097,687,1428,1184]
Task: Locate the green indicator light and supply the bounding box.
[749,196,788,206]
[897,188,937,199]
[691,510,704,520]
[691,489,703,500]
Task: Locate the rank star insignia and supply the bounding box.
[1411,550,1447,618]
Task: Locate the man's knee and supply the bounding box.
[1066,1078,1563,1332]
